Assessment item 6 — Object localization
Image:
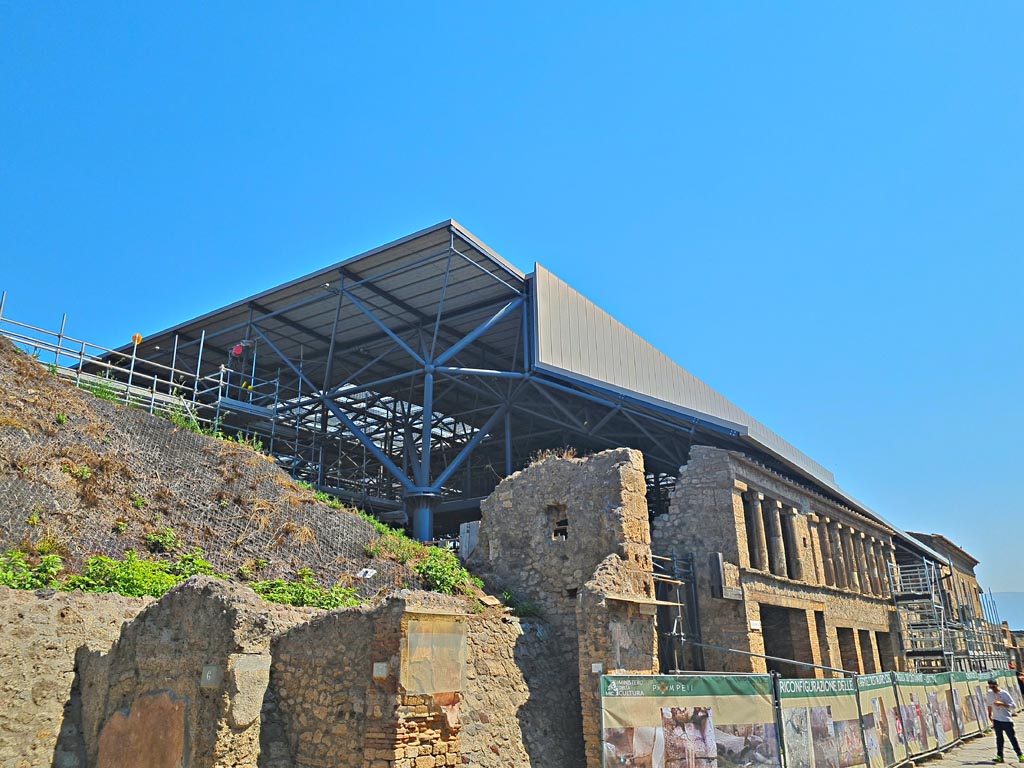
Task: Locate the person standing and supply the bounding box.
[987,678,1023,763]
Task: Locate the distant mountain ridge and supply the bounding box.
[993,592,1024,630]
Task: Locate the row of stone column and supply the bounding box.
[811,514,892,597]
[742,491,803,581]
[741,488,892,598]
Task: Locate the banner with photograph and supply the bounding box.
[950,671,983,738]
[779,677,866,768]
[972,672,994,730]
[893,672,933,757]
[996,670,1021,711]
[922,673,957,749]
[601,675,782,768]
[855,673,906,768]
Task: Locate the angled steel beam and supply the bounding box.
[430,405,507,490]
[340,288,425,366]
[434,366,527,379]
[434,297,523,366]
[251,324,414,493]
[340,263,509,363]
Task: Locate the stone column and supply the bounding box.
[818,516,836,586]
[841,525,861,592]
[828,521,849,589]
[765,498,788,577]
[877,541,894,597]
[807,513,825,585]
[782,507,804,581]
[744,491,769,571]
[867,536,884,596]
[854,532,874,595]
[733,482,752,570]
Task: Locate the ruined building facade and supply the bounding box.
[651,446,903,678]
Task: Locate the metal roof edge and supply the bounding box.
[448,219,526,281]
[123,219,521,351]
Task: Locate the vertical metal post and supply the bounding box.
[410,495,438,542]
[76,340,86,385]
[56,313,67,367]
[149,377,157,414]
[250,342,258,403]
[0,291,6,324]
[419,370,434,486]
[193,330,206,403]
[269,368,280,455]
[504,408,513,477]
[169,334,179,395]
[126,336,139,402]
[215,366,225,425]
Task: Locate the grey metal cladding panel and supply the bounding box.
[532,264,835,485]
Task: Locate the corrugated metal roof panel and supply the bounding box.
[532,263,836,485]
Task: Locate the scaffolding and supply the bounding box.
[889,555,1008,672]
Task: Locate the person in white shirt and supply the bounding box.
[987,678,1023,763]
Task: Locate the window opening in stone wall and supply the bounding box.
[565,588,578,599]
[547,504,568,541]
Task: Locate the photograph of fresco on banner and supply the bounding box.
[856,673,907,768]
[601,675,782,768]
[779,678,865,768]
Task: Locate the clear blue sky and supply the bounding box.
[2,5,1022,608]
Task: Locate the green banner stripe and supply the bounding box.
[858,673,896,691]
[601,674,773,698]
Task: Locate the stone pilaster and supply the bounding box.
[782,507,804,581]
[732,482,752,569]
[828,521,848,589]
[807,513,825,585]
[840,525,860,592]
[744,491,769,572]
[867,536,883,596]
[880,543,893,597]
[854,532,873,595]
[765,498,788,578]
[818,516,836,586]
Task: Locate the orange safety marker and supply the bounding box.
[131,333,143,346]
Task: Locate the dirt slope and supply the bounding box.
[0,337,415,594]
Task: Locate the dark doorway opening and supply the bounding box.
[836,627,860,672]
[760,604,814,678]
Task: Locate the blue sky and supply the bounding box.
[2,5,1022,611]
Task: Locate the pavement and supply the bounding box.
[923,732,1024,768]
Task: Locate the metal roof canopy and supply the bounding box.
[117,220,919,542]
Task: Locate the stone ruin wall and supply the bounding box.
[0,587,150,768]
[2,447,662,768]
[467,447,660,768]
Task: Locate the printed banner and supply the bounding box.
[779,677,865,768]
[997,670,1021,711]
[856,673,907,768]
[601,675,782,768]
[950,671,983,738]
[893,672,932,757]
[923,673,957,749]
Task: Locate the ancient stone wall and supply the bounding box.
[652,446,903,677]
[3,447,664,768]
[0,587,149,768]
[79,577,314,768]
[468,448,659,768]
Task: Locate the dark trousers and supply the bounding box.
[994,720,1021,757]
